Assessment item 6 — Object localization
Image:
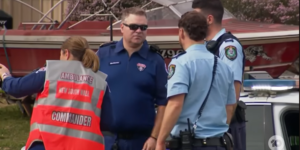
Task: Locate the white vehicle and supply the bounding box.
[242,71,299,150]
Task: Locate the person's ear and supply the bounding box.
[207,15,214,25]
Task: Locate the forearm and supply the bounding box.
[157,102,182,144]
[226,105,235,124]
[151,106,165,138]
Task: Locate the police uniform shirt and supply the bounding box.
[96,39,168,133]
[1,68,112,131]
[211,28,244,83]
[167,44,236,138]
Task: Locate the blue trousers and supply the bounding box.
[104,135,148,150]
[28,142,45,150]
[228,121,246,150]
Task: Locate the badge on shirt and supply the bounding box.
[137,63,146,71]
[225,45,237,60]
[168,64,176,79]
[110,62,120,65]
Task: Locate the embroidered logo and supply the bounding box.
[168,64,176,79]
[137,63,146,71]
[225,45,237,60]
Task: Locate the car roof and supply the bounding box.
[240,91,299,104]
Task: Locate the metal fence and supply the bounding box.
[0,0,68,29]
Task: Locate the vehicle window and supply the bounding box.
[245,105,274,150]
[282,110,299,150]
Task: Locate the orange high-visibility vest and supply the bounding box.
[25,60,107,150]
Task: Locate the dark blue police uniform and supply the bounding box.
[1,68,112,150]
[96,39,168,150]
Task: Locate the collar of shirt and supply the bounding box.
[185,44,207,52]
[204,28,226,45]
[212,28,227,41]
[114,38,149,59]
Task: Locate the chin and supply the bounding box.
[132,40,144,45]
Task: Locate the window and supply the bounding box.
[281,109,299,150]
[245,104,274,150]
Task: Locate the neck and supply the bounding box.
[206,24,223,41]
[183,40,205,51]
[123,40,143,56]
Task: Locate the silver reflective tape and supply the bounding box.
[45,60,107,90]
[30,122,104,144]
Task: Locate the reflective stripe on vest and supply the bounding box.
[25,60,107,150]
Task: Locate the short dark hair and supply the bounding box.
[192,0,224,24]
[178,11,208,41]
[121,7,147,21]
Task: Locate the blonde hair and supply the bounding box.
[61,36,99,73]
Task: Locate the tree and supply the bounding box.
[65,0,160,21]
[221,0,299,25]
[66,0,299,25]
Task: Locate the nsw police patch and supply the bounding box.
[168,64,176,79]
[225,45,237,60]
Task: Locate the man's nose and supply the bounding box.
[135,28,142,32]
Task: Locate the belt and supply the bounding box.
[102,131,150,139]
[192,137,227,147]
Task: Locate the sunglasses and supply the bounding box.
[123,23,148,31]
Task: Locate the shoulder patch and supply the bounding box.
[224,45,237,60]
[99,41,117,48]
[172,51,186,59]
[168,64,176,79]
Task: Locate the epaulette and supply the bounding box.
[149,44,164,60]
[172,51,186,59]
[224,38,234,43]
[99,41,117,48]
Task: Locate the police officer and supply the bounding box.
[192,1,246,150]
[156,11,236,150]
[0,36,111,150]
[96,7,167,150]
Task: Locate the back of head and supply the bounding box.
[178,11,208,41]
[61,36,100,73]
[192,0,224,24]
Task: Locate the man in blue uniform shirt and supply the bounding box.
[156,11,236,150]
[193,0,246,150]
[96,7,167,150]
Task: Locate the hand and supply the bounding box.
[0,64,10,80]
[155,142,166,150]
[142,137,156,150]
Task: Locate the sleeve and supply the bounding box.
[167,59,189,98]
[219,39,244,83]
[154,57,168,106]
[100,86,113,131]
[227,70,236,105]
[1,70,46,98]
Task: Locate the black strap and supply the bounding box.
[192,55,218,130]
